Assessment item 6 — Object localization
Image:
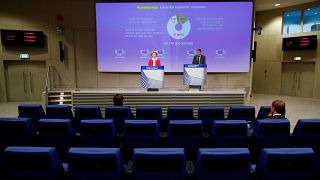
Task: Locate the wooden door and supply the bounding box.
[27,61,46,101]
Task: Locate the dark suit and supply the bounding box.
[268,115,286,119]
[192,55,206,64]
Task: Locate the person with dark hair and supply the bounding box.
[113,94,124,106]
[113,94,135,119]
[192,48,206,64]
[268,99,286,119]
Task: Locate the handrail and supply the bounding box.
[45,65,54,92]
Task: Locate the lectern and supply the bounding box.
[183,64,207,90]
[141,66,164,91]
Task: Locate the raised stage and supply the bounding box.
[46,88,247,118]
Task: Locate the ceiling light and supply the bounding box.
[315,12,318,15]
[307,8,311,11]
[275,3,281,7]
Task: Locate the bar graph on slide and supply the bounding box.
[167,15,191,40]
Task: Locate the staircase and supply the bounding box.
[47,90,72,106]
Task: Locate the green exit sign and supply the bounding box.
[19,54,30,59]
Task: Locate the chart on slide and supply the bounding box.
[167,15,191,40]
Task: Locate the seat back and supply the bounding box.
[198,106,225,133]
[80,120,116,147]
[68,148,124,180]
[227,106,255,122]
[74,106,102,121]
[256,148,315,180]
[253,119,290,150]
[124,120,160,149]
[132,148,186,180]
[136,106,162,128]
[168,120,202,151]
[257,106,271,120]
[292,119,320,151]
[0,118,36,148]
[18,104,45,126]
[167,106,193,120]
[196,148,250,180]
[38,119,75,150]
[4,146,64,180]
[211,120,247,147]
[46,105,73,119]
[105,106,132,132]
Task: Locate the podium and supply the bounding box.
[141,66,164,91]
[183,64,207,90]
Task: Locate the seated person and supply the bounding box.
[268,99,286,119]
[113,94,135,119]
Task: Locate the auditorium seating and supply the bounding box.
[168,120,202,151]
[18,104,46,127]
[68,148,124,180]
[4,146,65,179]
[38,119,75,159]
[74,105,102,122]
[167,106,194,120]
[227,106,255,122]
[252,119,290,151]
[80,119,117,147]
[136,106,162,128]
[105,106,132,132]
[196,148,250,180]
[211,120,248,147]
[292,119,320,152]
[0,118,37,149]
[198,106,225,133]
[256,106,271,120]
[255,148,316,180]
[124,120,160,149]
[46,105,73,120]
[132,148,186,180]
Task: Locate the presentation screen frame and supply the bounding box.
[95,1,254,73]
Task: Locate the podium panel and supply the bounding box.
[141,66,164,89]
[183,64,207,86]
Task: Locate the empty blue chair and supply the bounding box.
[198,106,225,133]
[38,119,75,157]
[80,119,116,147]
[133,148,186,180]
[105,106,132,132]
[68,148,124,180]
[196,148,250,180]
[167,106,194,120]
[211,120,247,147]
[46,105,73,119]
[136,106,162,128]
[124,120,160,149]
[227,106,255,122]
[18,104,45,126]
[256,148,315,180]
[168,120,202,151]
[74,105,102,121]
[4,146,64,180]
[256,106,271,120]
[253,119,290,151]
[292,119,320,151]
[0,118,36,149]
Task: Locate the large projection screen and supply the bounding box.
[96,2,253,72]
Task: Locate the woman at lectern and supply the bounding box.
[148,51,161,66]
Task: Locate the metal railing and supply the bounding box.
[45,65,55,93]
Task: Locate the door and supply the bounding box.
[4,61,46,102]
[281,63,297,96]
[27,62,47,101]
[4,61,29,101]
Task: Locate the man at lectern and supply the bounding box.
[148,51,161,66]
[192,48,206,64]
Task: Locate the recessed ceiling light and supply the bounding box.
[307,8,311,11]
[315,12,318,15]
[275,3,281,7]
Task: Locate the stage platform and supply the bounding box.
[46,88,247,118]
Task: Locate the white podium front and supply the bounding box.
[183,64,207,89]
[141,66,164,90]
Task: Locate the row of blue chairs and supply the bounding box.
[18,104,270,132]
[1,117,320,153]
[1,146,318,180]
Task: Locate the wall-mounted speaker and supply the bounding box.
[252,41,257,62]
[59,41,64,62]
